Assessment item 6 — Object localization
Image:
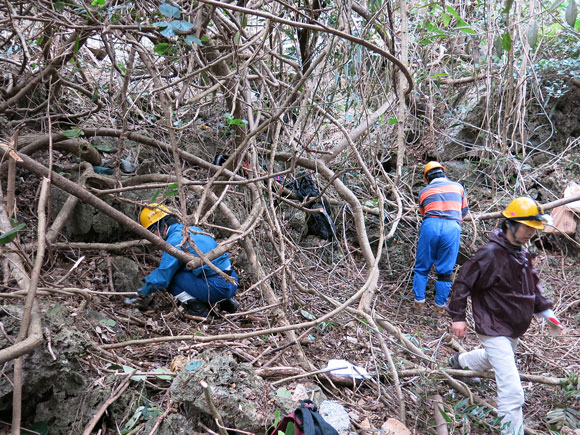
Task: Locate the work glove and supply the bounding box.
[540,309,564,336]
[124,288,152,310]
[124,294,140,305]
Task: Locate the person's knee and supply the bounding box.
[209,281,237,302]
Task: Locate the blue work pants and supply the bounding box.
[412,217,461,306]
[170,269,238,304]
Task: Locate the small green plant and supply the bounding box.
[266,410,295,435]
[546,371,580,430]
[444,398,506,433]
[0,220,26,245]
[121,403,162,434]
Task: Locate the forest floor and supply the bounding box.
[4,227,577,435]
[2,149,580,435]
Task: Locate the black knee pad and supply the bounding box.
[436,273,452,282]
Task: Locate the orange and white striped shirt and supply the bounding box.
[419,178,468,223]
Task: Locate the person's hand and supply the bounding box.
[546,317,564,336]
[452,321,468,338]
[540,309,564,336]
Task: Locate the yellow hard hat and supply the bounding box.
[502,197,553,230]
[424,161,446,182]
[139,203,170,229]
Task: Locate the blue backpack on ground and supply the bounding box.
[267,400,339,435]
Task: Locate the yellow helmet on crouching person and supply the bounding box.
[424,161,446,183]
[502,197,553,230]
[139,203,170,229]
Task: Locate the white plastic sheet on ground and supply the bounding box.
[325,359,371,380]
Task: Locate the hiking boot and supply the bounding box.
[413,300,426,313]
[448,353,482,385]
[433,304,446,316]
[218,298,239,314]
[449,353,463,369]
[183,299,210,318]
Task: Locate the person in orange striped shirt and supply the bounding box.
[412,161,468,315]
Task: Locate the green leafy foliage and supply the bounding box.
[528,20,539,47]
[276,387,292,398]
[494,36,504,56]
[546,372,580,430]
[123,365,146,381]
[266,409,296,435]
[566,0,578,26]
[185,35,202,46]
[419,5,476,46]
[153,3,202,45]
[502,32,512,51]
[99,318,117,328]
[547,407,580,429]
[163,183,179,198]
[154,19,194,37]
[445,6,476,34]
[224,113,248,126]
[121,404,162,434]
[153,42,177,56]
[504,0,514,13]
[0,222,26,245]
[62,127,84,138]
[159,3,180,19]
[151,367,173,380]
[451,398,505,433]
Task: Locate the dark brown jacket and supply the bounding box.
[447,229,553,338]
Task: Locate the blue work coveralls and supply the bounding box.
[138,223,238,304]
[412,177,468,306]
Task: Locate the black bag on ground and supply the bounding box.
[266,400,339,435]
[290,173,337,241]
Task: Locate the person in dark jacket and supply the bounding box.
[447,197,563,435]
[413,161,469,315]
[125,203,239,318]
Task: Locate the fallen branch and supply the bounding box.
[470,194,580,221]
[200,380,228,435]
[82,372,133,435]
[7,177,50,434]
[0,190,44,365]
[398,367,565,385]
[432,395,448,435]
[146,401,175,435]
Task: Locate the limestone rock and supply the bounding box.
[170,350,293,433]
[319,400,351,434]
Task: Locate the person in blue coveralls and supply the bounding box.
[412,161,469,315]
[125,203,239,318]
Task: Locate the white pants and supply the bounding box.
[458,335,524,435]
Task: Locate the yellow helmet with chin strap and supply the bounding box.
[502,197,553,230]
[139,203,170,229]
